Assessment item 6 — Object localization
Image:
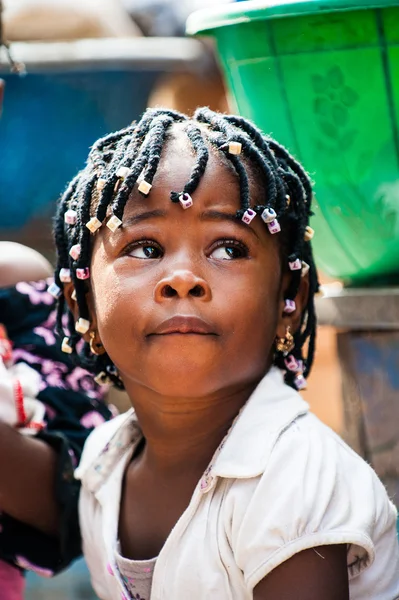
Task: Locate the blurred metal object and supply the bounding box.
[316,285,399,330]
[0,36,210,233]
[0,37,206,74]
[0,0,26,74]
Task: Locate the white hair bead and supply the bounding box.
[138,180,152,195]
[97,178,107,192]
[61,337,73,354]
[289,258,302,271]
[241,208,256,225]
[86,217,102,233]
[179,193,193,210]
[69,244,81,261]
[75,318,90,334]
[48,282,61,299]
[267,219,281,234]
[59,268,72,283]
[64,209,77,225]
[106,214,122,232]
[228,141,242,155]
[261,207,276,223]
[116,166,130,179]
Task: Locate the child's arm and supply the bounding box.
[253,544,349,600]
[0,421,60,535]
[0,242,52,288]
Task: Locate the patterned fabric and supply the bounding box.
[114,541,156,600]
[0,279,113,575]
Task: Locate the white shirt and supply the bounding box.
[76,368,399,599]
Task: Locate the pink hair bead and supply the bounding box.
[69,244,81,261]
[284,355,303,373]
[179,192,193,209]
[267,219,281,234]
[289,258,302,271]
[241,208,256,225]
[76,267,90,280]
[59,268,71,283]
[64,209,77,225]
[283,299,296,314]
[261,207,276,223]
[295,373,307,390]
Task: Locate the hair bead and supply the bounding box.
[76,267,90,280]
[61,337,73,354]
[48,282,62,299]
[289,258,302,271]
[86,217,102,233]
[116,166,130,179]
[294,373,307,390]
[69,244,81,260]
[94,371,112,386]
[283,299,296,314]
[97,178,107,192]
[228,141,242,155]
[267,219,281,234]
[304,226,314,241]
[106,214,122,232]
[71,289,77,301]
[261,207,277,223]
[138,180,152,195]
[241,208,256,225]
[179,192,193,210]
[284,355,303,373]
[75,318,90,334]
[301,261,310,277]
[59,268,72,283]
[64,209,77,225]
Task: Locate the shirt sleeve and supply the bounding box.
[230,415,399,595]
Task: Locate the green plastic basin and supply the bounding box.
[187,0,399,285]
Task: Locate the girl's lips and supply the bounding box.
[149,316,218,336]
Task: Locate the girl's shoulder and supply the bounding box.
[75,408,137,486]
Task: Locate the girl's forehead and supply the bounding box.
[126,137,243,214]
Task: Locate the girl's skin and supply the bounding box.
[67,129,349,598]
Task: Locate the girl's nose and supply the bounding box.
[154,270,212,302]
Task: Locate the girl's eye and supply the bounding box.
[210,241,248,260]
[128,242,163,259]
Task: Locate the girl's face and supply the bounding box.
[88,133,301,398]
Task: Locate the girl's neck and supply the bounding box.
[124,380,259,477]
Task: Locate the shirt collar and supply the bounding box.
[210,367,309,480]
[81,367,309,495]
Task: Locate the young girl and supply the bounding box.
[53,107,399,599]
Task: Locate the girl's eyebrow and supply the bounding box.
[119,209,167,228]
[199,210,260,240]
[114,208,259,240]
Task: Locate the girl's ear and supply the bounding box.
[62,282,99,344]
[276,271,309,340]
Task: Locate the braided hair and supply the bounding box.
[52,107,319,391]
